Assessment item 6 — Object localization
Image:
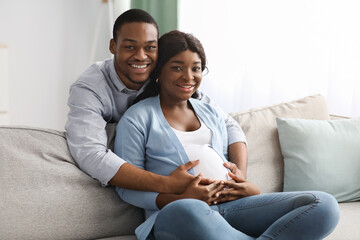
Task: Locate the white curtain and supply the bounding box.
[178,0,360,118]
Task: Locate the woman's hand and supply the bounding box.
[181,174,225,205]
[223,161,246,183]
[215,179,261,204]
[156,174,224,209]
[212,163,261,204]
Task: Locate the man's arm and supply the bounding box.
[65,85,122,186]
[110,160,199,193]
[66,85,196,193]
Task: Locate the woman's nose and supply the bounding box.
[183,69,194,81]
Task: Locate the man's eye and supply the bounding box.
[146,46,157,51]
[125,46,135,50]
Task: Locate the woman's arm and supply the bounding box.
[227,142,248,181]
[118,168,223,210]
[156,175,224,209]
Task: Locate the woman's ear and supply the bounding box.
[109,39,116,54]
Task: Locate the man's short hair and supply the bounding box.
[113,9,159,41]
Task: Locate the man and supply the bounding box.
[65,9,247,194]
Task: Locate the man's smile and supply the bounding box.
[129,62,152,74]
[130,64,148,69]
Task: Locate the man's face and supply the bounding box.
[110,22,158,90]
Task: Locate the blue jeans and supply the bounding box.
[153,191,339,240]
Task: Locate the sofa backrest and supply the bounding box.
[0,126,143,240]
[230,94,330,193]
[0,94,332,239]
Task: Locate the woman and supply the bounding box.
[114,30,339,240]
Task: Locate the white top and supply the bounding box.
[172,120,230,181]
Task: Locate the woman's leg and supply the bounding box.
[153,191,339,240]
[217,191,340,240]
[153,199,256,240]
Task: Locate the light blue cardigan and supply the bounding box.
[114,95,229,240]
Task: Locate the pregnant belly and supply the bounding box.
[184,145,230,181]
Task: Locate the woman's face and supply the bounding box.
[158,49,202,103]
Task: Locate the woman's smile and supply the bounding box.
[176,83,197,92]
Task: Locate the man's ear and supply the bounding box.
[109,39,116,54]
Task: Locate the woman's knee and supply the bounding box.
[303,191,340,237]
[313,191,340,221]
[154,199,214,239]
[158,199,211,221]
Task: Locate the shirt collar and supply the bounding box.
[109,58,150,95]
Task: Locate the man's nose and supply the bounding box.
[134,48,147,61]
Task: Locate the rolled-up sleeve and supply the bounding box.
[65,85,125,186]
[222,112,247,146]
[197,91,247,145]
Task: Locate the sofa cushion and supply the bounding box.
[230,94,330,193]
[324,201,360,240]
[0,126,143,240]
[277,117,360,202]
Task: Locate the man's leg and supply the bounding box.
[153,199,255,240]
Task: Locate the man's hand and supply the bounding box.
[164,160,214,194]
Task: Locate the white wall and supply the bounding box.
[178,0,360,118]
[0,0,126,130]
[1,1,359,131]
[0,44,10,124]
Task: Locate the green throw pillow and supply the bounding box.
[276,117,360,202]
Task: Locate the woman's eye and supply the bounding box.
[172,66,182,71]
[193,67,201,72]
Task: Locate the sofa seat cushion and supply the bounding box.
[96,235,137,240]
[325,201,360,240]
[230,95,330,193]
[0,126,143,240]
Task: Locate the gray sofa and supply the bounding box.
[0,94,359,240]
